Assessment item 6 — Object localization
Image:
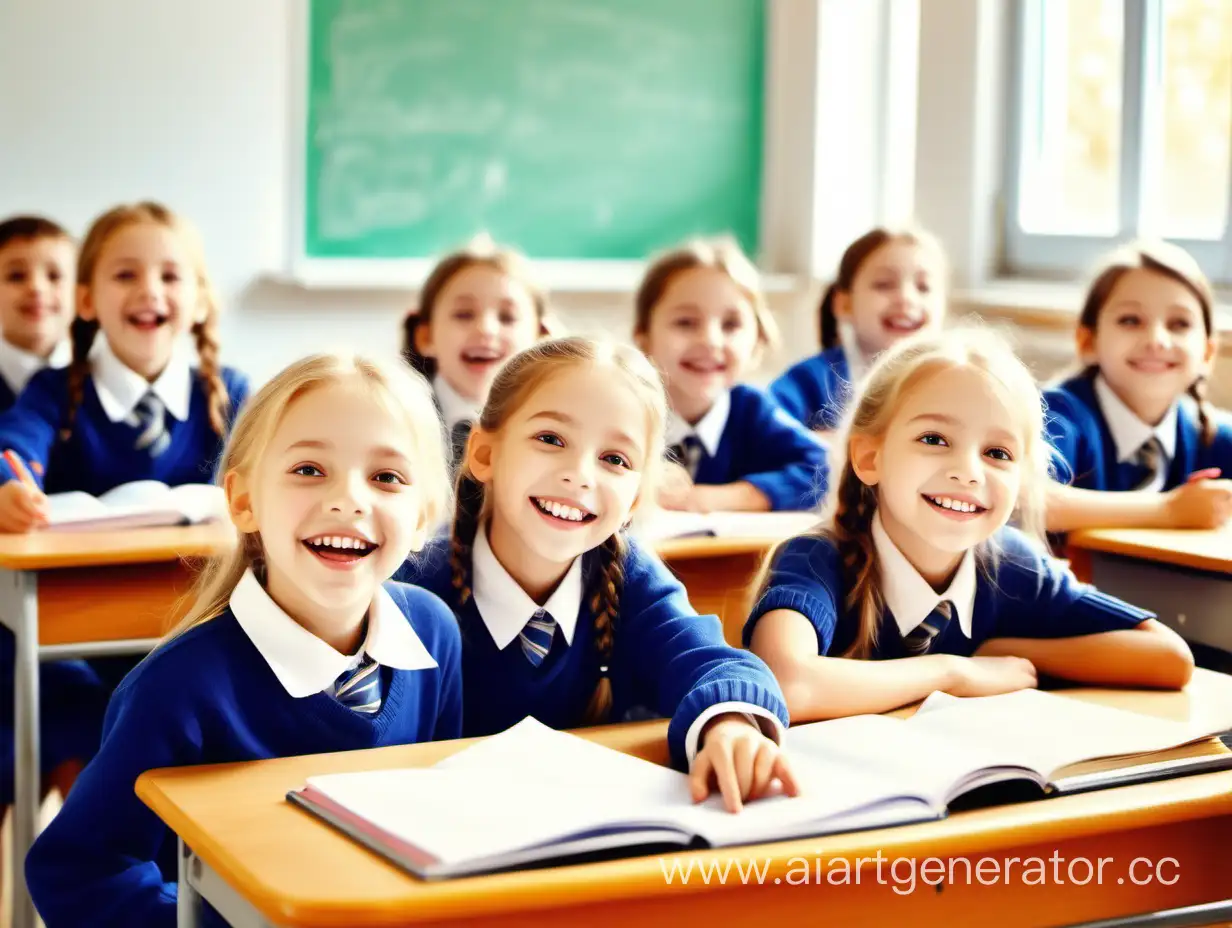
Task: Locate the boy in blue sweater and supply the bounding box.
[633,239,827,512]
[26,353,462,928]
[398,336,797,811]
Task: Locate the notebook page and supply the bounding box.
[96,480,173,508]
[166,483,227,523]
[45,491,109,523]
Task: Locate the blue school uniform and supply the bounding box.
[1044,373,1232,492]
[769,345,854,431]
[743,514,1151,658]
[668,385,828,511]
[25,572,462,928]
[0,337,70,413]
[397,528,789,771]
[433,375,480,472]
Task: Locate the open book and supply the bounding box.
[287,685,1232,880]
[45,481,227,532]
[636,509,819,542]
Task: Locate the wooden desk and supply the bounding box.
[0,524,232,928]
[1067,528,1232,655]
[139,671,1232,928]
[655,537,782,647]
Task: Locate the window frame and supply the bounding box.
[1003,0,1232,283]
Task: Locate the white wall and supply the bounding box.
[1,0,921,387]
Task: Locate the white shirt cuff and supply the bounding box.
[684,701,786,768]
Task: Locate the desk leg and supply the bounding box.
[178,839,202,928]
[0,569,39,928]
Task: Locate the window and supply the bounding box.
[1005,0,1232,282]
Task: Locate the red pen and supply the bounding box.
[3,450,39,491]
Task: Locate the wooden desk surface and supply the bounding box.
[137,671,1232,928]
[1068,527,1232,575]
[0,522,235,571]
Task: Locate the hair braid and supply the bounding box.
[828,467,882,659]
[450,470,485,606]
[60,317,99,442]
[1188,375,1216,447]
[582,532,626,725]
[192,313,230,438]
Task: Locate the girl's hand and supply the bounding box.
[657,462,699,511]
[1164,478,1232,529]
[945,653,1038,697]
[689,713,800,813]
[0,479,48,533]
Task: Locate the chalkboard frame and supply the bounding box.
[283,0,819,291]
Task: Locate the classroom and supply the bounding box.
[1,0,1231,926]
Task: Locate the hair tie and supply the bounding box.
[598,664,610,677]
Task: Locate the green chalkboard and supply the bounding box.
[305,0,764,261]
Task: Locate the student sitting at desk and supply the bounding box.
[632,238,827,512]
[745,328,1194,722]
[1043,240,1232,532]
[397,336,797,812]
[26,353,462,928]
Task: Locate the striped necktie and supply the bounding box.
[668,435,703,479]
[1132,437,1165,491]
[519,608,556,667]
[903,600,953,654]
[331,653,383,714]
[129,391,171,457]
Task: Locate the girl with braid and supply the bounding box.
[1043,240,1232,532]
[397,336,797,812]
[0,201,249,529]
[746,329,1192,723]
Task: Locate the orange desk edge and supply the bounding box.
[1067,527,1232,575]
[0,522,234,571]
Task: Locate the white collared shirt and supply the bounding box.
[471,521,782,764]
[471,524,582,649]
[837,322,870,385]
[664,388,731,459]
[230,570,438,698]
[872,513,976,640]
[0,337,69,397]
[433,375,481,432]
[91,338,193,423]
[1093,375,1178,491]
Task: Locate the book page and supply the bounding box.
[96,480,173,508]
[45,491,109,522]
[167,483,227,523]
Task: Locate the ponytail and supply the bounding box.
[449,467,486,605]
[60,317,99,442]
[818,283,841,350]
[582,532,626,725]
[1188,375,1217,447]
[830,466,883,659]
[401,311,436,380]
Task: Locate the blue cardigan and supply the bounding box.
[769,346,852,431]
[744,527,1151,658]
[1043,374,1232,491]
[0,364,249,493]
[396,535,789,770]
[694,384,829,510]
[25,582,462,928]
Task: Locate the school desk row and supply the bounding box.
[0,521,1229,928]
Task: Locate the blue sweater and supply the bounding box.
[396,536,788,771]
[25,582,461,928]
[695,385,828,511]
[769,346,852,432]
[0,364,249,493]
[0,377,16,414]
[744,527,1151,658]
[1043,374,1232,491]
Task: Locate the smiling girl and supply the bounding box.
[746,328,1192,722]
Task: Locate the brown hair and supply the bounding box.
[62,202,229,442]
[1077,240,1218,445]
[0,216,71,251]
[401,236,552,380]
[633,237,778,349]
[817,226,946,350]
[755,327,1050,658]
[448,336,668,724]
[162,353,451,643]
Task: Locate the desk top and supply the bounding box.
[136,671,1232,928]
[0,523,235,570]
[1068,526,1232,574]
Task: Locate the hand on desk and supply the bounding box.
[0,451,47,533]
[690,713,800,814]
[944,653,1039,698]
[1164,473,1232,529]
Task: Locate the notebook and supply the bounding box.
[287,686,1232,880]
[636,509,819,542]
[44,481,227,532]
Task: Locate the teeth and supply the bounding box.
[535,498,588,522]
[928,495,979,513]
[307,535,374,551]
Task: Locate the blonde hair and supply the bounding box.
[448,336,668,724]
[1077,239,1218,445]
[634,237,778,349]
[757,327,1049,659]
[162,353,451,643]
[402,234,554,378]
[64,201,230,441]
